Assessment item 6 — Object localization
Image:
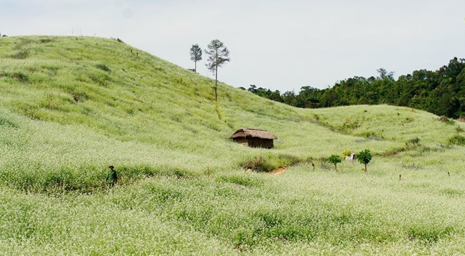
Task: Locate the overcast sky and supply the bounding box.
[2,0,465,92]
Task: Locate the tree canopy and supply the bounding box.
[205,39,230,101]
[189,44,202,73]
[248,57,465,118]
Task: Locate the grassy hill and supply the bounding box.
[1,36,465,255]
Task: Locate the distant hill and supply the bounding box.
[248,58,465,118]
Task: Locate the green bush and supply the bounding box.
[95,63,111,72]
[241,154,301,172]
[448,135,465,146]
[328,154,342,171]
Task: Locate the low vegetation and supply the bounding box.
[1,36,465,255]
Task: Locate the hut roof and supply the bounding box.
[229,128,277,140]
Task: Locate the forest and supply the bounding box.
[247,57,465,118]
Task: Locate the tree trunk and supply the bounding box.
[215,64,218,101]
[334,164,337,172]
[194,61,197,73]
[364,164,367,173]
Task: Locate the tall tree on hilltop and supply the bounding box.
[376,68,395,80]
[205,39,230,101]
[190,44,202,73]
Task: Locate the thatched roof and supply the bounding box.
[229,128,277,140]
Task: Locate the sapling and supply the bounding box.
[328,154,342,172]
[357,149,372,173]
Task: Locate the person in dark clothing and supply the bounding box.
[106,165,118,187]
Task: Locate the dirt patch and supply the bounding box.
[439,116,449,122]
[269,167,288,175]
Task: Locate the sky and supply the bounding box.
[2,0,465,92]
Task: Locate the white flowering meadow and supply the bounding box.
[0,36,464,255]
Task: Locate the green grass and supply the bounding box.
[1,36,465,255]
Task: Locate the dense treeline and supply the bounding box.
[246,58,465,118]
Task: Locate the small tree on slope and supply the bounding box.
[328,154,342,172]
[357,149,372,173]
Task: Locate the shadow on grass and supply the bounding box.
[1,165,196,195]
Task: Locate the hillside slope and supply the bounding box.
[2,36,465,255]
[0,36,419,188]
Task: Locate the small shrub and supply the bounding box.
[241,154,301,172]
[39,38,53,43]
[313,114,320,122]
[342,149,351,157]
[95,64,111,72]
[380,147,406,157]
[448,135,465,146]
[456,125,464,133]
[439,116,455,125]
[446,120,456,125]
[408,137,420,145]
[405,117,414,123]
[342,119,360,131]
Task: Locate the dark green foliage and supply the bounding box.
[241,154,301,172]
[39,38,53,43]
[356,149,372,173]
[448,135,465,146]
[407,225,454,244]
[189,44,202,73]
[248,57,465,118]
[247,85,284,103]
[95,64,111,72]
[328,154,342,171]
[408,137,420,145]
[0,116,18,128]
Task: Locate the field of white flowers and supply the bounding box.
[1,36,465,255]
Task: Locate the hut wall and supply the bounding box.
[232,137,274,149]
[248,138,274,148]
[233,138,249,146]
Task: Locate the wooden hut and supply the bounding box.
[229,128,277,148]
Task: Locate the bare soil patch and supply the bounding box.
[269,167,288,175]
